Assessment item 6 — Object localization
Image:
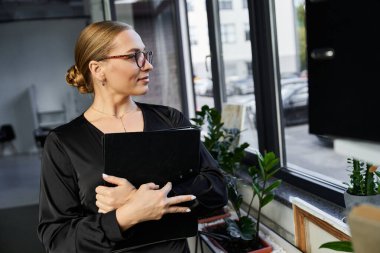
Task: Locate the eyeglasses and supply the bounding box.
[99,51,153,68]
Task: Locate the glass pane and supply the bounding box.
[186,0,215,110]
[114,0,183,109]
[275,0,348,184]
[218,0,258,150]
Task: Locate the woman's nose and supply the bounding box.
[142,60,153,72]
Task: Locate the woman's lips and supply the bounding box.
[138,76,149,82]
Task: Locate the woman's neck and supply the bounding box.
[91,96,137,119]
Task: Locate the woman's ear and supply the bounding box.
[88,60,105,83]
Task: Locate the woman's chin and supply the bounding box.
[141,86,149,95]
[132,86,149,96]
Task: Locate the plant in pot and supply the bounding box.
[318,158,380,252]
[343,158,380,209]
[204,151,282,253]
[192,105,282,253]
[191,105,249,220]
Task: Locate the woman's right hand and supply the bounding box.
[95,174,142,213]
[116,182,196,231]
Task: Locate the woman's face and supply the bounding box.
[101,30,153,96]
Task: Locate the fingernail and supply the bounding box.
[191,195,196,200]
[186,208,191,212]
[102,173,108,178]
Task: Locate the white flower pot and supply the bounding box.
[344,191,380,209]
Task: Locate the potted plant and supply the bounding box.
[192,105,249,221]
[343,158,380,209]
[318,158,380,252]
[192,105,282,253]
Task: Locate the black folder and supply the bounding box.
[103,127,200,251]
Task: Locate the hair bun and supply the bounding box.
[66,65,91,93]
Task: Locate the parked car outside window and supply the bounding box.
[194,78,213,96]
[245,77,309,127]
[227,75,254,95]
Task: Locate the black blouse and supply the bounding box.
[38,102,227,253]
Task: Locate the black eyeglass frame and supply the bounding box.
[99,51,153,68]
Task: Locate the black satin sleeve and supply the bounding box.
[37,132,124,253]
[166,107,228,216]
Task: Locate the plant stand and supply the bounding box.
[195,208,231,253]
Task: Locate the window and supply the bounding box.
[187,0,349,209]
[274,0,348,184]
[186,0,215,110]
[186,0,258,151]
[221,24,236,44]
[218,4,258,150]
[219,0,233,10]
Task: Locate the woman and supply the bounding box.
[37,21,227,253]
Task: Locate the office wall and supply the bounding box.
[0,18,88,153]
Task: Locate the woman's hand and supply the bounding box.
[95,174,152,213]
[116,182,196,231]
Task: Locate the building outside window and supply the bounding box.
[245,23,250,41]
[219,0,233,10]
[187,1,194,12]
[242,0,248,9]
[221,24,236,44]
[189,26,198,45]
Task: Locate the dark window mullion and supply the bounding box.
[205,0,226,112]
[247,0,284,160]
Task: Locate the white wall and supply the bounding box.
[0,19,87,153]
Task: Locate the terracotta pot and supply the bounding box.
[202,221,272,253]
[344,191,380,209]
[198,207,231,224]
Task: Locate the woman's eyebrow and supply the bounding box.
[126,47,145,53]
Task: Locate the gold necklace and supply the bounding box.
[91,105,137,132]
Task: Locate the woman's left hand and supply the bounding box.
[95,174,158,213]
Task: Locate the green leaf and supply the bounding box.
[265,158,280,172]
[263,152,275,165]
[238,216,256,240]
[261,194,274,207]
[248,165,259,177]
[225,218,253,241]
[266,167,281,180]
[252,182,261,195]
[319,241,353,252]
[263,180,282,194]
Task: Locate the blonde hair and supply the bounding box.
[66,21,133,93]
